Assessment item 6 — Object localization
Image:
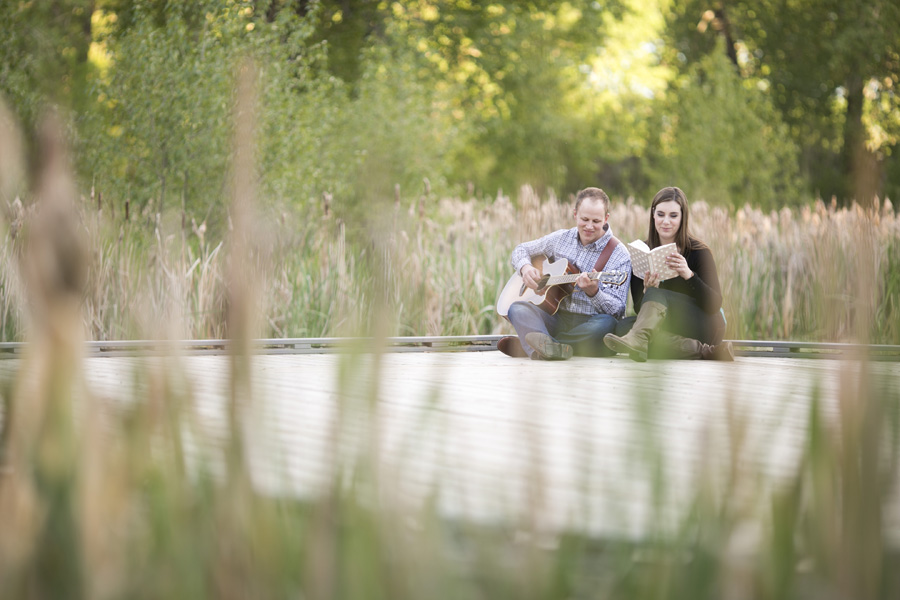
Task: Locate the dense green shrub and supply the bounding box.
[69,2,456,233]
[644,47,804,209]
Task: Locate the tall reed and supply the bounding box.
[2,98,900,600]
[14,186,900,344]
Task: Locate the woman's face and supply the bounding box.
[653,199,682,244]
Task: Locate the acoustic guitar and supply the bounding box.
[496,255,628,317]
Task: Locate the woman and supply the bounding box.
[603,186,733,361]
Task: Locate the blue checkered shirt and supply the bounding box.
[510,226,631,319]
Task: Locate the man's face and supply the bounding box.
[574,198,609,245]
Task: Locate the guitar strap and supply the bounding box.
[593,236,620,272]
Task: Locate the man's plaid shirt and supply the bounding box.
[510,226,631,319]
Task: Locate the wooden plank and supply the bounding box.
[2,352,898,544]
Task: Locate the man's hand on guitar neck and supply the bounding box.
[575,270,600,297]
[520,264,543,290]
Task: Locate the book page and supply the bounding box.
[626,241,679,282]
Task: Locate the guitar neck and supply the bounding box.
[546,271,606,286]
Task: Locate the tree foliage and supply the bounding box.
[662,0,900,203]
[311,0,628,195]
[2,0,899,222]
[645,47,801,209]
[0,0,95,153]
[81,8,236,220]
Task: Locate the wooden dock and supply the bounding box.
[2,343,899,544]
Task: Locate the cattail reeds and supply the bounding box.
[0,93,899,598]
[1,108,88,598]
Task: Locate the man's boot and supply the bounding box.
[497,336,527,358]
[653,331,735,361]
[525,332,573,361]
[602,301,667,362]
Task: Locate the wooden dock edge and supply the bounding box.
[1,336,899,360]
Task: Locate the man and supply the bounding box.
[498,187,631,360]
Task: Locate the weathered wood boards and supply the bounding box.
[2,352,898,543]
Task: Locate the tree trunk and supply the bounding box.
[842,72,881,204]
[72,0,95,114]
[713,8,740,69]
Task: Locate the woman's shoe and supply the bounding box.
[653,332,734,361]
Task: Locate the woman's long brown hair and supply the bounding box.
[647,186,694,255]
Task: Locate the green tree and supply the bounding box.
[645,46,802,208]
[79,0,364,226]
[662,0,900,203]
[80,3,242,221]
[0,0,96,156]
[309,1,629,196]
[335,44,457,215]
[0,0,457,231]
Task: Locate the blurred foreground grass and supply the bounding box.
[1,324,899,599]
[2,332,900,599]
[2,88,900,599]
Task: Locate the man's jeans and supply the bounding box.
[507,301,617,357]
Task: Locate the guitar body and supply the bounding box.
[496,256,577,317]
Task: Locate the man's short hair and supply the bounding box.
[574,187,610,213]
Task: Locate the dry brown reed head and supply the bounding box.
[23,111,88,326]
[213,57,268,599]
[226,58,262,356]
[830,200,885,598]
[515,185,568,241]
[221,58,260,481]
[0,108,89,594]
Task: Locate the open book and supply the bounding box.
[625,240,679,282]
